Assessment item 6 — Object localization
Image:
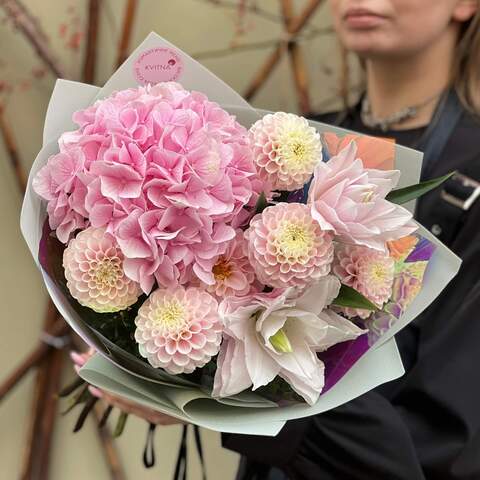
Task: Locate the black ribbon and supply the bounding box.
[143,423,156,468]
[173,425,189,480]
[142,423,207,479]
[193,425,207,480]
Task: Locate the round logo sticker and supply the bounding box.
[134,47,183,85]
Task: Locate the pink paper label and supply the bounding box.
[134,47,183,85]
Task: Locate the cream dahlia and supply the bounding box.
[245,203,334,288]
[333,244,395,319]
[134,286,222,374]
[63,227,142,313]
[249,112,322,191]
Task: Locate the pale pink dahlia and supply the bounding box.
[249,112,322,191]
[245,203,334,288]
[199,231,258,298]
[134,286,222,374]
[333,244,395,319]
[63,227,142,313]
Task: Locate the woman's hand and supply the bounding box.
[70,349,184,426]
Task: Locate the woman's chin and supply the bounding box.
[341,35,396,58]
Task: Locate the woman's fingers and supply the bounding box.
[101,390,184,425]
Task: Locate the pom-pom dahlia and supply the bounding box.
[333,244,395,319]
[245,203,334,288]
[134,286,222,374]
[63,227,142,313]
[249,112,322,191]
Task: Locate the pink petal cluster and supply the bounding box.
[33,82,262,293]
[245,203,334,288]
[199,230,259,299]
[308,142,417,252]
[63,227,142,313]
[333,243,395,319]
[134,286,222,374]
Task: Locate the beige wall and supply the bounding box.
[0,1,348,478]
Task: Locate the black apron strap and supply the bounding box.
[173,425,189,480]
[415,90,479,245]
[417,90,464,179]
[193,425,207,480]
[143,423,156,468]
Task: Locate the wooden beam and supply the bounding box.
[116,0,138,68]
[0,319,68,402]
[70,336,127,480]
[0,67,67,479]
[20,302,64,480]
[34,346,64,480]
[281,0,312,113]
[83,0,101,84]
[244,0,323,102]
[0,105,27,193]
[93,403,127,480]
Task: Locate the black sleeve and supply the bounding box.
[223,392,425,480]
[223,284,480,480]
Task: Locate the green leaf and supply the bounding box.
[386,171,455,205]
[113,411,129,438]
[58,377,86,398]
[332,284,378,311]
[61,384,90,415]
[254,192,269,214]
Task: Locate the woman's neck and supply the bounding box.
[365,28,458,130]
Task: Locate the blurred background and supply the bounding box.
[0,1,360,478]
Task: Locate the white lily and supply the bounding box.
[213,276,365,405]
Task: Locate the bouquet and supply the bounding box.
[21,33,460,436]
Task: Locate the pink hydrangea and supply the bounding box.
[33,82,262,292]
[245,203,334,289]
[63,227,142,313]
[134,286,222,374]
[308,142,417,252]
[333,243,395,319]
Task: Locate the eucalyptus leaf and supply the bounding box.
[332,284,378,311]
[113,411,129,438]
[386,172,455,205]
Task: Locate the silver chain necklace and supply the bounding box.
[361,91,443,132]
